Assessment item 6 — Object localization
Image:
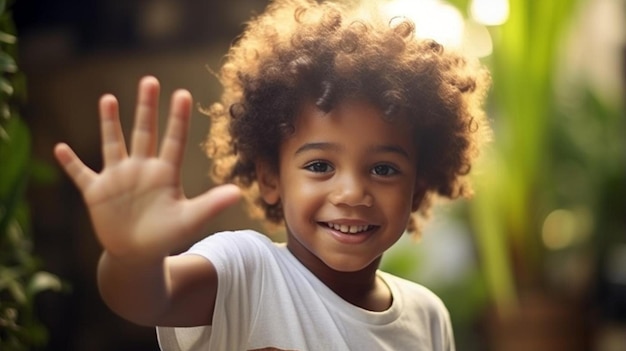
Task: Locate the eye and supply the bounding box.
[371,164,398,176]
[304,161,334,173]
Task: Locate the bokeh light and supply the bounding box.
[469,0,509,26]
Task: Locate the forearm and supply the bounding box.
[97,251,172,326]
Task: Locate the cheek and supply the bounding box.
[280,178,323,216]
[377,186,415,218]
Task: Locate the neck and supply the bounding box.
[320,259,392,312]
[287,241,392,312]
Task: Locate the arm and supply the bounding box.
[54,76,240,326]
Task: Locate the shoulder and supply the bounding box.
[184,230,279,270]
[189,229,274,253]
[380,272,455,348]
[380,271,449,316]
[195,229,273,244]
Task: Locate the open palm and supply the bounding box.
[54,77,240,262]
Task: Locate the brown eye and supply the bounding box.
[304,161,333,173]
[372,164,398,176]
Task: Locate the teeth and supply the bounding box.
[327,223,371,234]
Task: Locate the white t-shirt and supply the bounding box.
[157,230,455,351]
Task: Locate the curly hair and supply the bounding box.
[204,0,491,235]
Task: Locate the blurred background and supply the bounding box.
[1,0,624,350]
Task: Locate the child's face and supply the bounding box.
[261,99,421,273]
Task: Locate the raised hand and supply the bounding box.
[54,76,241,263]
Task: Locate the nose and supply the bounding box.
[328,172,373,207]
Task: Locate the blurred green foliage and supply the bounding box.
[0,0,63,349]
[449,0,626,318]
[469,0,626,314]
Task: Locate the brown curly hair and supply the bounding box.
[204,0,491,234]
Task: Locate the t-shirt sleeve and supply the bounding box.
[433,302,455,351]
[424,288,456,351]
[157,230,272,351]
[381,272,457,351]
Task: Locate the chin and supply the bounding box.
[323,257,377,273]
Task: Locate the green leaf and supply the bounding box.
[1,102,10,119]
[0,51,17,73]
[0,118,30,237]
[0,0,6,16]
[8,280,26,304]
[0,117,30,196]
[0,76,14,95]
[27,271,63,296]
[0,266,19,290]
[0,30,16,44]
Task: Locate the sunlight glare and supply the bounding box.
[469,0,509,26]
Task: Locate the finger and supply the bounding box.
[131,76,160,158]
[54,143,97,191]
[185,184,242,230]
[100,94,128,166]
[159,89,192,168]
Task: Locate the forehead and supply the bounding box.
[284,98,416,156]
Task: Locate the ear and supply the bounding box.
[411,180,427,212]
[256,161,280,205]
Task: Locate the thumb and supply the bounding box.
[186,184,242,225]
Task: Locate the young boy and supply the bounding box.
[54,0,490,350]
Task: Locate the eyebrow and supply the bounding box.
[369,145,411,159]
[294,142,340,155]
[294,142,410,159]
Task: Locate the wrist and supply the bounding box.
[99,249,168,270]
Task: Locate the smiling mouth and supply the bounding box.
[324,222,376,234]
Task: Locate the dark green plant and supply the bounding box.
[0,0,63,349]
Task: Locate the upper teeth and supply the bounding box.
[328,223,370,234]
